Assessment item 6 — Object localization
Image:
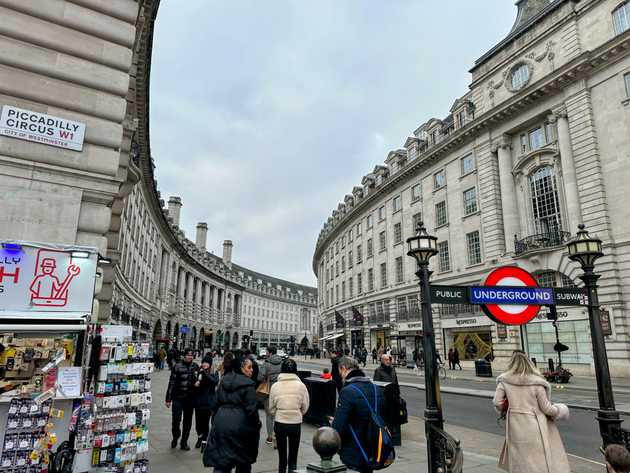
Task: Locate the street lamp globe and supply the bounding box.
[406,222,438,266]
[567,224,603,269]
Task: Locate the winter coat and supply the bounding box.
[493,373,570,473]
[332,370,385,471]
[166,360,199,402]
[258,354,283,387]
[194,369,219,411]
[373,364,398,385]
[269,373,310,424]
[452,350,460,364]
[204,372,261,468]
[331,357,343,393]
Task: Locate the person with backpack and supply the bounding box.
[332,357,395,473]
[258,346,283,446]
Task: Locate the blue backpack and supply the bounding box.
[348,383,396,470]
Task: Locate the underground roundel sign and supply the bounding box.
[471,266,553,325]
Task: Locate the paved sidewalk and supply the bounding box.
[149,369,505,473]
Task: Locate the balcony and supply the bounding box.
[514,230,571,255]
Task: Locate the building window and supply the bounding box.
[342,281,346,301]
[625,72,630,97]
[466,231,482,265]
[356,222,362,235]
[393,223,402,244]
[367,268,374,292]
[367,238,373,258]
[411,183,422,202]
[341,256,346,273]
[341,236,345,248]
[335,242,339,254]
[379,231,386,252]
[511,63,530,90]
[356,244,362,264]
[367,215,373,228]
[357,273,363,294]
[348,250,353,268]
[437,241,450,272]
[458,109,467,128]
[395,256,403,283]
[349,277,354,298]
[392,195,402,213]
[529,166,563,234]
[431,130,437,145]
[613,1,630,35]
[435,201,448,227]
[380,263,388,289]
[463,187,478,215]
[528,127,545,150]
[461,153,475,175]
[335,261,339,277]
[434,170,446,189]
[348,228,353,242]
[412,212,423,231]
[378,206,386,221]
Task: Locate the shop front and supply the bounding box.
[523,306,593,371]
[370,326,391,352]
[441,316,494,362]
[350,329,364,349]
[396,321,424,359]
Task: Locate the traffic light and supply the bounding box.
[546,305,558,321]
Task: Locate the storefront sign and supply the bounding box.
[441,316,492,329]
[397,321,423,332]
[0,105,86,151]
[530,306,586,323]
[600,308,612,336]
[0,241,97,317]
[430,285,468,304]
[554,287,588,306]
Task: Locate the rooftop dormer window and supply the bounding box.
[510,63,530,91]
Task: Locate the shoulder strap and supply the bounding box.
[349,383,377,414]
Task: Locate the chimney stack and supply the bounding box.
[167,196,182,227]
[222,240,233,267]
[196,222,208,250]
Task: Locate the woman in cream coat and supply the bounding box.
[269,358,310,473]
[493,350,570,473]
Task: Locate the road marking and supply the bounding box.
[567,453,605,466]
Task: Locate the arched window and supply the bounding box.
[613,1,630,35]
[528,166,563,235]
[533,270,576,288]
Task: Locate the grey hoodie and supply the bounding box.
[259,354,283,386]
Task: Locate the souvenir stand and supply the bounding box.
[0,240,98,473]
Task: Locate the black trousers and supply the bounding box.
[172,399,194,445]
[214,465,251,473]
[274,422,301,473]
[195,408,211,441]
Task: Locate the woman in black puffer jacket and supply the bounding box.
[203,355,261,473]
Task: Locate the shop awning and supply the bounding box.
[327,333,345,341]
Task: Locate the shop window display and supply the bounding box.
[452,332,492,361]
[525,320,593,365]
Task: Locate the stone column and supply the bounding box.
[550,106,581,231]
[195,278,203,319]
[177,268,186,299]
[493,135,519,253]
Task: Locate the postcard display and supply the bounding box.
[88,327,153,473]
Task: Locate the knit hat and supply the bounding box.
[202,355,213,365]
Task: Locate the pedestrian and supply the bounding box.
[604,444,630,473]
[361,347,368,368]
[447,348,454,370]
[165,348,199,450]
[452,348,462,370]
[373,354,402,446]
[331,357,388,473]
[258,346,283,447]
[269,359,310,473]
[330,351,343,394]
[203,355,261,473]
[158,345,167,370]
[320,368,332,380]
[493,350,570,473]
[244,349,260,388]
[371,348,378,364]
[194,354,219,448]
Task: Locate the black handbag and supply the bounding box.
[397,397,408,425]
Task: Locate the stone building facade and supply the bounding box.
[313,0,630,375]
[0,0,317,351]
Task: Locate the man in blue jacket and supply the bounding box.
[332,356,385,473]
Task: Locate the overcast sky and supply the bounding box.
[150,1,516,287]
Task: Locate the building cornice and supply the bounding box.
[312,29,630,274]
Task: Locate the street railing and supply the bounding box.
[427,424,463,473]
[514,230,571,255]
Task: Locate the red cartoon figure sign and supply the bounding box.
[29,250,81,307]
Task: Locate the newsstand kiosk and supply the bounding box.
[0,241,98,473]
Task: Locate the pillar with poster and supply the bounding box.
[0,241,98,473]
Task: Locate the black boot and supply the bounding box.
[171,439,178,448]
[181,442,191,451]
[195,438,203,449]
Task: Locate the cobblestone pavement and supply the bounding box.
[149,368,505,473]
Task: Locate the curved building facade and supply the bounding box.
[314,0,630,375]
[0,0,317,352]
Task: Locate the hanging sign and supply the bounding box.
[430,285,468,304]
[0,241,97,318]
[0,105,86,151]
[472,266,543,326]
[600,308,612,336]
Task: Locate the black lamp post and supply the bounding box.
[406,222,443,472]
[567,224,622,446]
